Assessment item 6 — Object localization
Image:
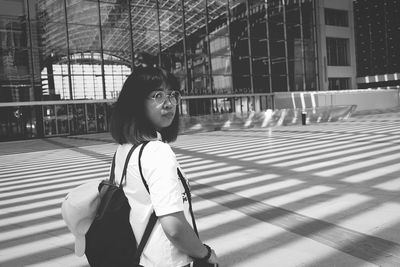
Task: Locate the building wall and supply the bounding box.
[274,89,399,111]
[316,0,357,90]
[354,0,400,89]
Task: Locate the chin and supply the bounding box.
[157,121,173,130]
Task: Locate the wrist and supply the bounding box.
[194,244,212,262]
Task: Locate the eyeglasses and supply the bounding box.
[150,91,181,106]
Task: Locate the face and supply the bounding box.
[145,88,178,131]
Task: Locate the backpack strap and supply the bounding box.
[111,142,157,264]
[133,141,158,264]
[119,144,138,188]
[138,141,150,192]
[177,168,199,236]
[109,152,117,183]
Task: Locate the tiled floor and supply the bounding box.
[0,111,399,267]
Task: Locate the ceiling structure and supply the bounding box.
[37,0,230,63]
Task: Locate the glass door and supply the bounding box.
[43,105,57,136]
[56,104,69,135]
[68,104,87,135]
[87,103,97,133]
[96,103,107,132]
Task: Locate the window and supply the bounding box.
[328,78,350,90]
[326,38,349,66]
[325,8,348,27]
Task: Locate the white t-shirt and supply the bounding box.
[114,140,193,267]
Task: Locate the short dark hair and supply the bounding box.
[110,67,180,145]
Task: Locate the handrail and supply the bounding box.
[0,93,275,107]
[0,89,398,108]
[0,99,114,107]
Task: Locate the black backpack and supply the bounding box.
[85,142,156,267]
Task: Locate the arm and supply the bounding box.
[159,211,218,263]
[142,142,217,262]
[159,211,207,258]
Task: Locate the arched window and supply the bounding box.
[41,52,131,100]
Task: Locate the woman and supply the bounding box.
[110,67,218,267]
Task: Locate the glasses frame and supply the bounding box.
[149,91,181,106]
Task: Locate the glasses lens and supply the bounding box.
[154,91,166,104]
[153,91,180,105]
[171,91,181,105]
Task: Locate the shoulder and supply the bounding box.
[140,141,179,181]
[142,140,175,159]
[140,141,177,169]
[115,143,133,159]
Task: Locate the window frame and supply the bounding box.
[326,37,350,66]
[328,77,350,90]
[325,8,349,27]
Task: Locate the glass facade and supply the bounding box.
[0,100,111,140]
[0,0,319,141]
[354,0,400,85]
[0,0,36,102]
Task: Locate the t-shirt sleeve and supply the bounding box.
[141,141,184,216]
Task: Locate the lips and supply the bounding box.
[162,112,174,119]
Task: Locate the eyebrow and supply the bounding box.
[151,88,174,93]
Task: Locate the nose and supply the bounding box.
[163,96,174,108]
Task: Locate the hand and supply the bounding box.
[207,249,218,265]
